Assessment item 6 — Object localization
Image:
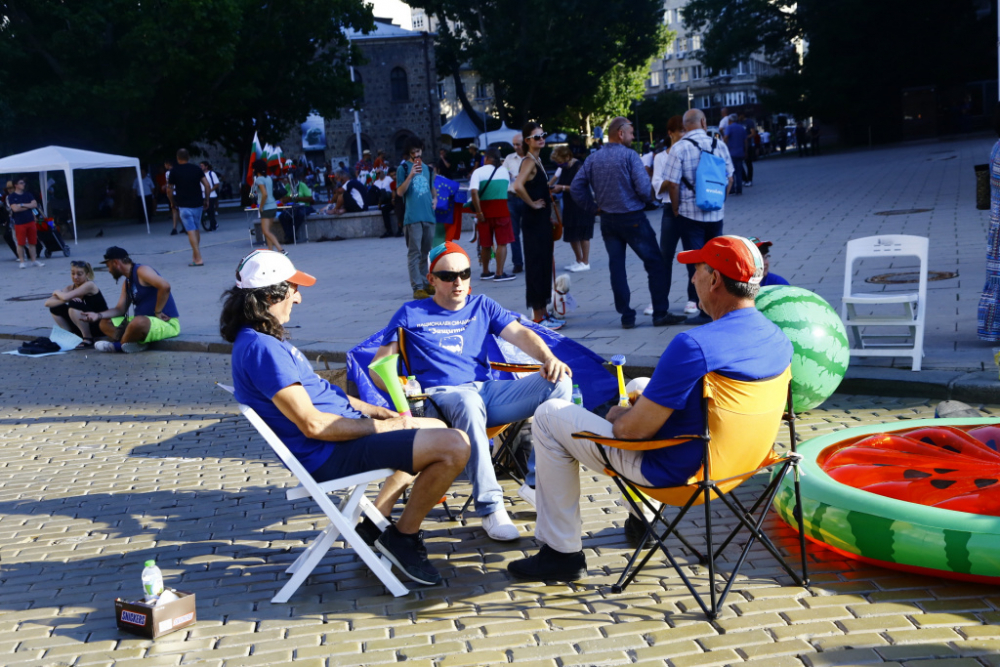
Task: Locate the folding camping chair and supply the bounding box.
[217,384,409,601]
[572,367,809,619]
[396,327,540,519]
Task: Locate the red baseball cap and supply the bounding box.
[677,236,764,284]
[428,241,470,273]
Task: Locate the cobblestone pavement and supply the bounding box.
[3,346,1000,666]
[0,134,996,373]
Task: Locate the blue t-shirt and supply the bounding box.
[7,191,35,225]
[397,162,435,225]
[760,272,789,286]
[232,328,363,473]
[382,294,517,388]
[639,307,792,487]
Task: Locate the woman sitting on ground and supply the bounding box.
[44,260,108,349]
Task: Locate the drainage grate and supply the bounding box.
[866,271,957,284]
[6,293,53,302]
[874,208,932,216]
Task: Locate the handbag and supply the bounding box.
[550,193,563,241]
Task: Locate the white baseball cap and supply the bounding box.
[235,250,316,289]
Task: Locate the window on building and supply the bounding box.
[650,71,661,87]
[666,40,675,54]
[390,67,408,102]
[475,80,488,99]
[437,82,445,99]
[680,68,689,83]
[692,34,701,50]
[692,65,702,80]
[667,69,676,84]
[737,61,746,75]
[413,15,424,29]
[701,96,712,108]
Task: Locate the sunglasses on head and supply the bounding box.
[528,133,547,141]
[431,267,472,282]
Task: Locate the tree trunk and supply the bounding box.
[452,70,485,132]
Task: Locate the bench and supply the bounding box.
[253,209,476,244]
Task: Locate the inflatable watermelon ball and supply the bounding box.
[755,285,849,412]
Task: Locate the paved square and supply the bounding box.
[2,346,1000,666]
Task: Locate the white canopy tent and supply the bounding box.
[475,122,519,149]
[0,146,149,244]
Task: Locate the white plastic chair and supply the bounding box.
[217,384,409,601]
[841,235,928,371]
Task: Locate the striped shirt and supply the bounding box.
[662,129,735,223]
[469,164,511,218]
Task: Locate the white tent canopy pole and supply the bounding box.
[0,145,151,244]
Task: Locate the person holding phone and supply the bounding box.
[7,177,43,269]
[396,137,437,299]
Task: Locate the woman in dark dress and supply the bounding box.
[550,145,594,271]
[513,122,562,330]
[44,260,108,348]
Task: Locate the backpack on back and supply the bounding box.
[682,137,728,212]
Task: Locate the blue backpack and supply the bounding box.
[682,137,728,212]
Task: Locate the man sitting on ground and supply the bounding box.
[508,236,792,580]
[222,250,469,586]
[747,237,790,286]
[80,246,181,354]
[370,242,573,541]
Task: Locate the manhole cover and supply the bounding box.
[6,293,52,302]
[874,208,933,216]
[867,271,957,284]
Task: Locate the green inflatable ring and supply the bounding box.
[774,417,1000,583]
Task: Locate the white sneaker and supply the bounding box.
[482,508,519,541]
[32,260,44,267]
[643,304,654,316]
[569,262,590,272]
[517,484,536,509]
[18,262,25,269]
[564,262,580,271]
[684,301,699,315]
[94,341,117,353]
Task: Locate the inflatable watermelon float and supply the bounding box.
[755,286,849,413]
[774,418,1000,583]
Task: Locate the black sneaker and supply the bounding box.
[513,265,524,274]
[507,545,586,581]
[624,515,655,549]
[653,313,687,326]
[375,525,442,586]
[169,229,178,236]
[480,271,494,280]
[493,273,516,282]
[621,320,636,330]
[355,515,386,547]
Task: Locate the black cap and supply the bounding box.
[101,246,129,263]
[745,237,773,253]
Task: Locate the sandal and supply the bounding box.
[188,262,204,267]
[75,338,94,350]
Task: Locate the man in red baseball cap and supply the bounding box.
[509,235,792,581]
[370,241,573,541]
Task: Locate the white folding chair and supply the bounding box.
[841,235,928,371]
[217,384,409,601]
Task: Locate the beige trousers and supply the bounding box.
[533,399,653,554]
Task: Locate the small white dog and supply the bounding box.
[549,272,575,319]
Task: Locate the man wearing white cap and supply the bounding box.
[220,250,470,587]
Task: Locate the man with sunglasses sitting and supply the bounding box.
[370,242,573,541]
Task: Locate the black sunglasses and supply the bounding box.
[431,267,472,282]
[528,133,547,141]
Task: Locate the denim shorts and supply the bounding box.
[177,207,202,232]
[310,428,417,483]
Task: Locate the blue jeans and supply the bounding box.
[600,210,671,325]
[670,214,723,304]
[731,156,744,194]
[425,373,572,515]
[507,194,524,269]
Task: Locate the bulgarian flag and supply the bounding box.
[245,132,263,185]
[268,145,282,175]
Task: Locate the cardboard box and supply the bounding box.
[115,589,196,638]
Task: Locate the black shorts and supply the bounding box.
[310,429,417,483]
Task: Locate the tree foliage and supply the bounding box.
[683,0,996,144]
[0,0,372,162]
[408,0,666,129]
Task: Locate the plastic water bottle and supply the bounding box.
[141,560,164,602]
[404,376,425,418]
[571,384,583,406]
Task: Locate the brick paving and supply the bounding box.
[3,345,1000,666]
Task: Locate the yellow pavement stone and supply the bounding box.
[919,597,993,613]
[603,620,671,636]
[536,627,604,645]
[952,639,1000,656]
[714,612,784,633]
[959,625,1000,639]
[560,650,631,666]
[801,594,868,608]
[509,644,573,662]
[480,619,551,636]
[739,655,805,667]
[911,612,982,627]
[874,642,960,661]
[364,635,432,652]
[577,634,649,653]
[839,614,915,633]
[885,627,962,644]
[731,597,806,615]
[468,634,535,651]
[668,648,741,667]
[393,620,458,637]
[801,647,884,667]
[771,621,842,641]
[396,641,466,661]
[783,606,854,624]
[438,650,508,667]
[699,629,772,652]
[741,586,810,600]
[502,660,558,667]
[845,602,918,617]
[648,622,718,645]
[633,640,703,662]
[294,644,363,659]
[739,638,813,661]
[811,632,887,651]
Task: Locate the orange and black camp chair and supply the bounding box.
[573,367,809,619]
